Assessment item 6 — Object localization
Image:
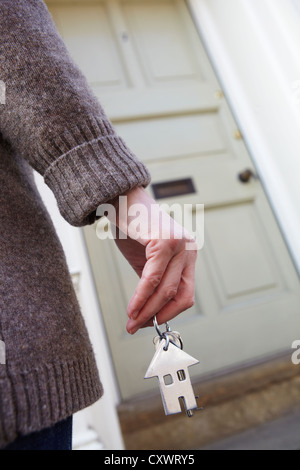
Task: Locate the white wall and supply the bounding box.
[188,0,300,273]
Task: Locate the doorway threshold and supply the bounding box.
[117,352,300,450]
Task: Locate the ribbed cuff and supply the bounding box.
[39,116,151,227]
[0,355,103,449]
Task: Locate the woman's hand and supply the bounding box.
[110,187,198,334]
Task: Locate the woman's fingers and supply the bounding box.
[127,238,182,319]
[127,248,197,334]
[127,252,184,333]
[154,262,196,325]
[126,242,172,321]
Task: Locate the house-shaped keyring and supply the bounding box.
[145,339,200,416]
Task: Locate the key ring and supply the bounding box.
[153,316,171,351]
[153,315,183,350]
[153,315,170,339]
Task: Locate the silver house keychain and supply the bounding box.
[144,316,202,417]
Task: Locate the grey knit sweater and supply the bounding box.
[0,0,150,448]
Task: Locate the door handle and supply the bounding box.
[238,169,258,183]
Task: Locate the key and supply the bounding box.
[145,317,202,417]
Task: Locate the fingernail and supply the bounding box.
[128,327,137,335]
[129,310,139,320]
[127,318,138,334]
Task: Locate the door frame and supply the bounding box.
[188,0,300,274]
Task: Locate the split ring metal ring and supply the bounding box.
[153,315,170,339]
[162,333,170,351]
[153,316,171,351]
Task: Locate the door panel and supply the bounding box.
[51,3,128,90]
[114,113,226,162]
[122,0,204,83]
[206,203,279,297]
[47,0,300,399]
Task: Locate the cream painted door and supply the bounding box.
[48,0,300,399]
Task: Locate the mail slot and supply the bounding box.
[152,178,196,200]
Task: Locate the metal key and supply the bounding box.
[145,317,202,417]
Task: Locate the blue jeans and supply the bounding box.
[3,416,73,451]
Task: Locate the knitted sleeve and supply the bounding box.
[0,0,151,226]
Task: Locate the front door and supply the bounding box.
[48,0,300,399]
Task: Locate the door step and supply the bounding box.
[117,353,300,450]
